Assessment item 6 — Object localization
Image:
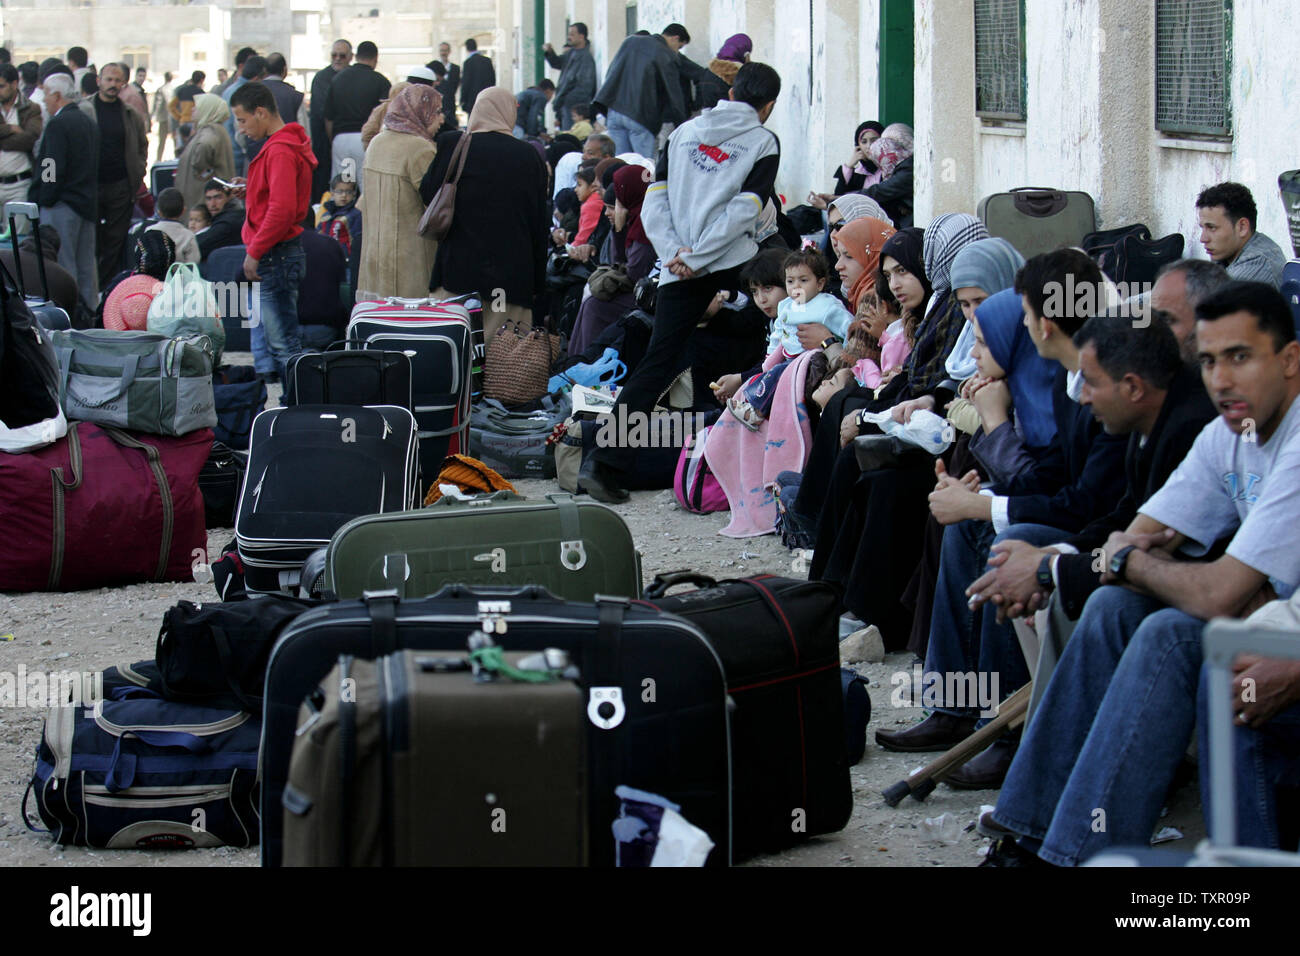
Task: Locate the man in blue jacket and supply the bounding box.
[579,62,781,503]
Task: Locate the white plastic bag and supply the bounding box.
[858,407,954,456]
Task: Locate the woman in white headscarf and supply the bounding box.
[175,93,234,210]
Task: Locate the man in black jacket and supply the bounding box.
[322,40,388,193]
[30,72,98,326]
[592,23,691,158]
[309,39,351,203]
[429,42,460,129]
[876,251,1129,766]
[196,180,245,260]
[459,38,495,116]
[251,52,304,165]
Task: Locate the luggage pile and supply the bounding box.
[23,476,868,864]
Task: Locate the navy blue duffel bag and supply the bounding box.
[25,689,261,849]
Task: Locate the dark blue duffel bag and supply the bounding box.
[213,364,266,450]
[25,692,261,848]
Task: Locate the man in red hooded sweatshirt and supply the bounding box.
[229,80,317,379]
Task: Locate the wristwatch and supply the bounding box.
[1035,554,1056,592]
[1108,545,1138,580]
[820,335,843,350]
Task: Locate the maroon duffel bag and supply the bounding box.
[0,422,211,591]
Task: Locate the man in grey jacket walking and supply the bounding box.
[544,23,597,133]
[579,62,782,503]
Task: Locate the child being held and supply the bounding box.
[723,250,852,429]
[189,204,212,236]
[145,188,200,264]
[764,250,853,368]
[568,103,594,141]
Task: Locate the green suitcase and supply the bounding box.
[322,492,642,601]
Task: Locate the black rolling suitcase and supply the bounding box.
[641,572,852,858]
[2,201,70,331]
[234,404,419,595]
[283,348,414,410]
[283,648,587,866]
[261,588,732,867]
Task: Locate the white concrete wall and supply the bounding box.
[931,0,1300,257]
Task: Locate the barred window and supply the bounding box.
[1155,0,1232,136]
[974,0,1025,121]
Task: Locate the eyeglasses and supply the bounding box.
[331,53,350,60]
[829,221,845,232]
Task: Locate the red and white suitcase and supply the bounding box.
[347,297,472,493]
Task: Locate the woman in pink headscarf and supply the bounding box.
[357,84,444,300]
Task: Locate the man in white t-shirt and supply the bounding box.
[984,281,1300,866]
[0,64,41,232]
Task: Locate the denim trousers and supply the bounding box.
[925,520,1067,721]
[254,238,305,380]
[992,585,1205,865]
[1197,667,1300,850]
[605,110,656,158]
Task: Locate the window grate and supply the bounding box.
[974,0,1025,121]
[1156,0,1232,136]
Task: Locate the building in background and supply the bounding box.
[5,0,1294,262]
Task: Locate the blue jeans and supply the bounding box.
[1198,668,1300,849]
[254,238,305,381]
[605,110,657,158]
[925,521,1067,721]
[992,586,1205,865]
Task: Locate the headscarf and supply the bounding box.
[382,83,443,140]
[553,150,583,199]
[837,216,896,310]
[876,226,956,396]
[613,164,650,246]
[546,135,580,169]
[716,34,753,63]
[191,93,229,130]
[830,193,892,227]
[973,288,1059,448]
[881,122,914,154]
[594,157,622,188]
[554,187,580,218]
[868,136,909,180]
[854,121,884,146]
[945,237,1026,379]
[466,86,516,134]
[923,213,990,300]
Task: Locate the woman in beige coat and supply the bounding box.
[175,94,235,211]
[356,84,442,301]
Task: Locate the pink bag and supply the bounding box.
[0,422,211,591]
[674,425,728,514]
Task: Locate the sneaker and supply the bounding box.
[979,836,1053,868]
[726,395,764,431]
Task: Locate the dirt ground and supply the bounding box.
[0,379,1205,866]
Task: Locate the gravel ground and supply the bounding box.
[0,379,1204,866]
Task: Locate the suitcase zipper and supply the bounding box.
[83,784,232,808]
[94,710,249,737]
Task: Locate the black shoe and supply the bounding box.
[577,459,630,504]
[944,736,1017,791]
[979,836,1053,868]
[874,712,977,753]
[258,371,280,385]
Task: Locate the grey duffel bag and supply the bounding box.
[51,329,217,437]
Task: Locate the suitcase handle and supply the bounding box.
[641,570,720,598]
[427,583,561,602]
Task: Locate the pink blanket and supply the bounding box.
[706,350,815,537]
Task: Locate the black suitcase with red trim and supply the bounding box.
[641,573,851,858]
